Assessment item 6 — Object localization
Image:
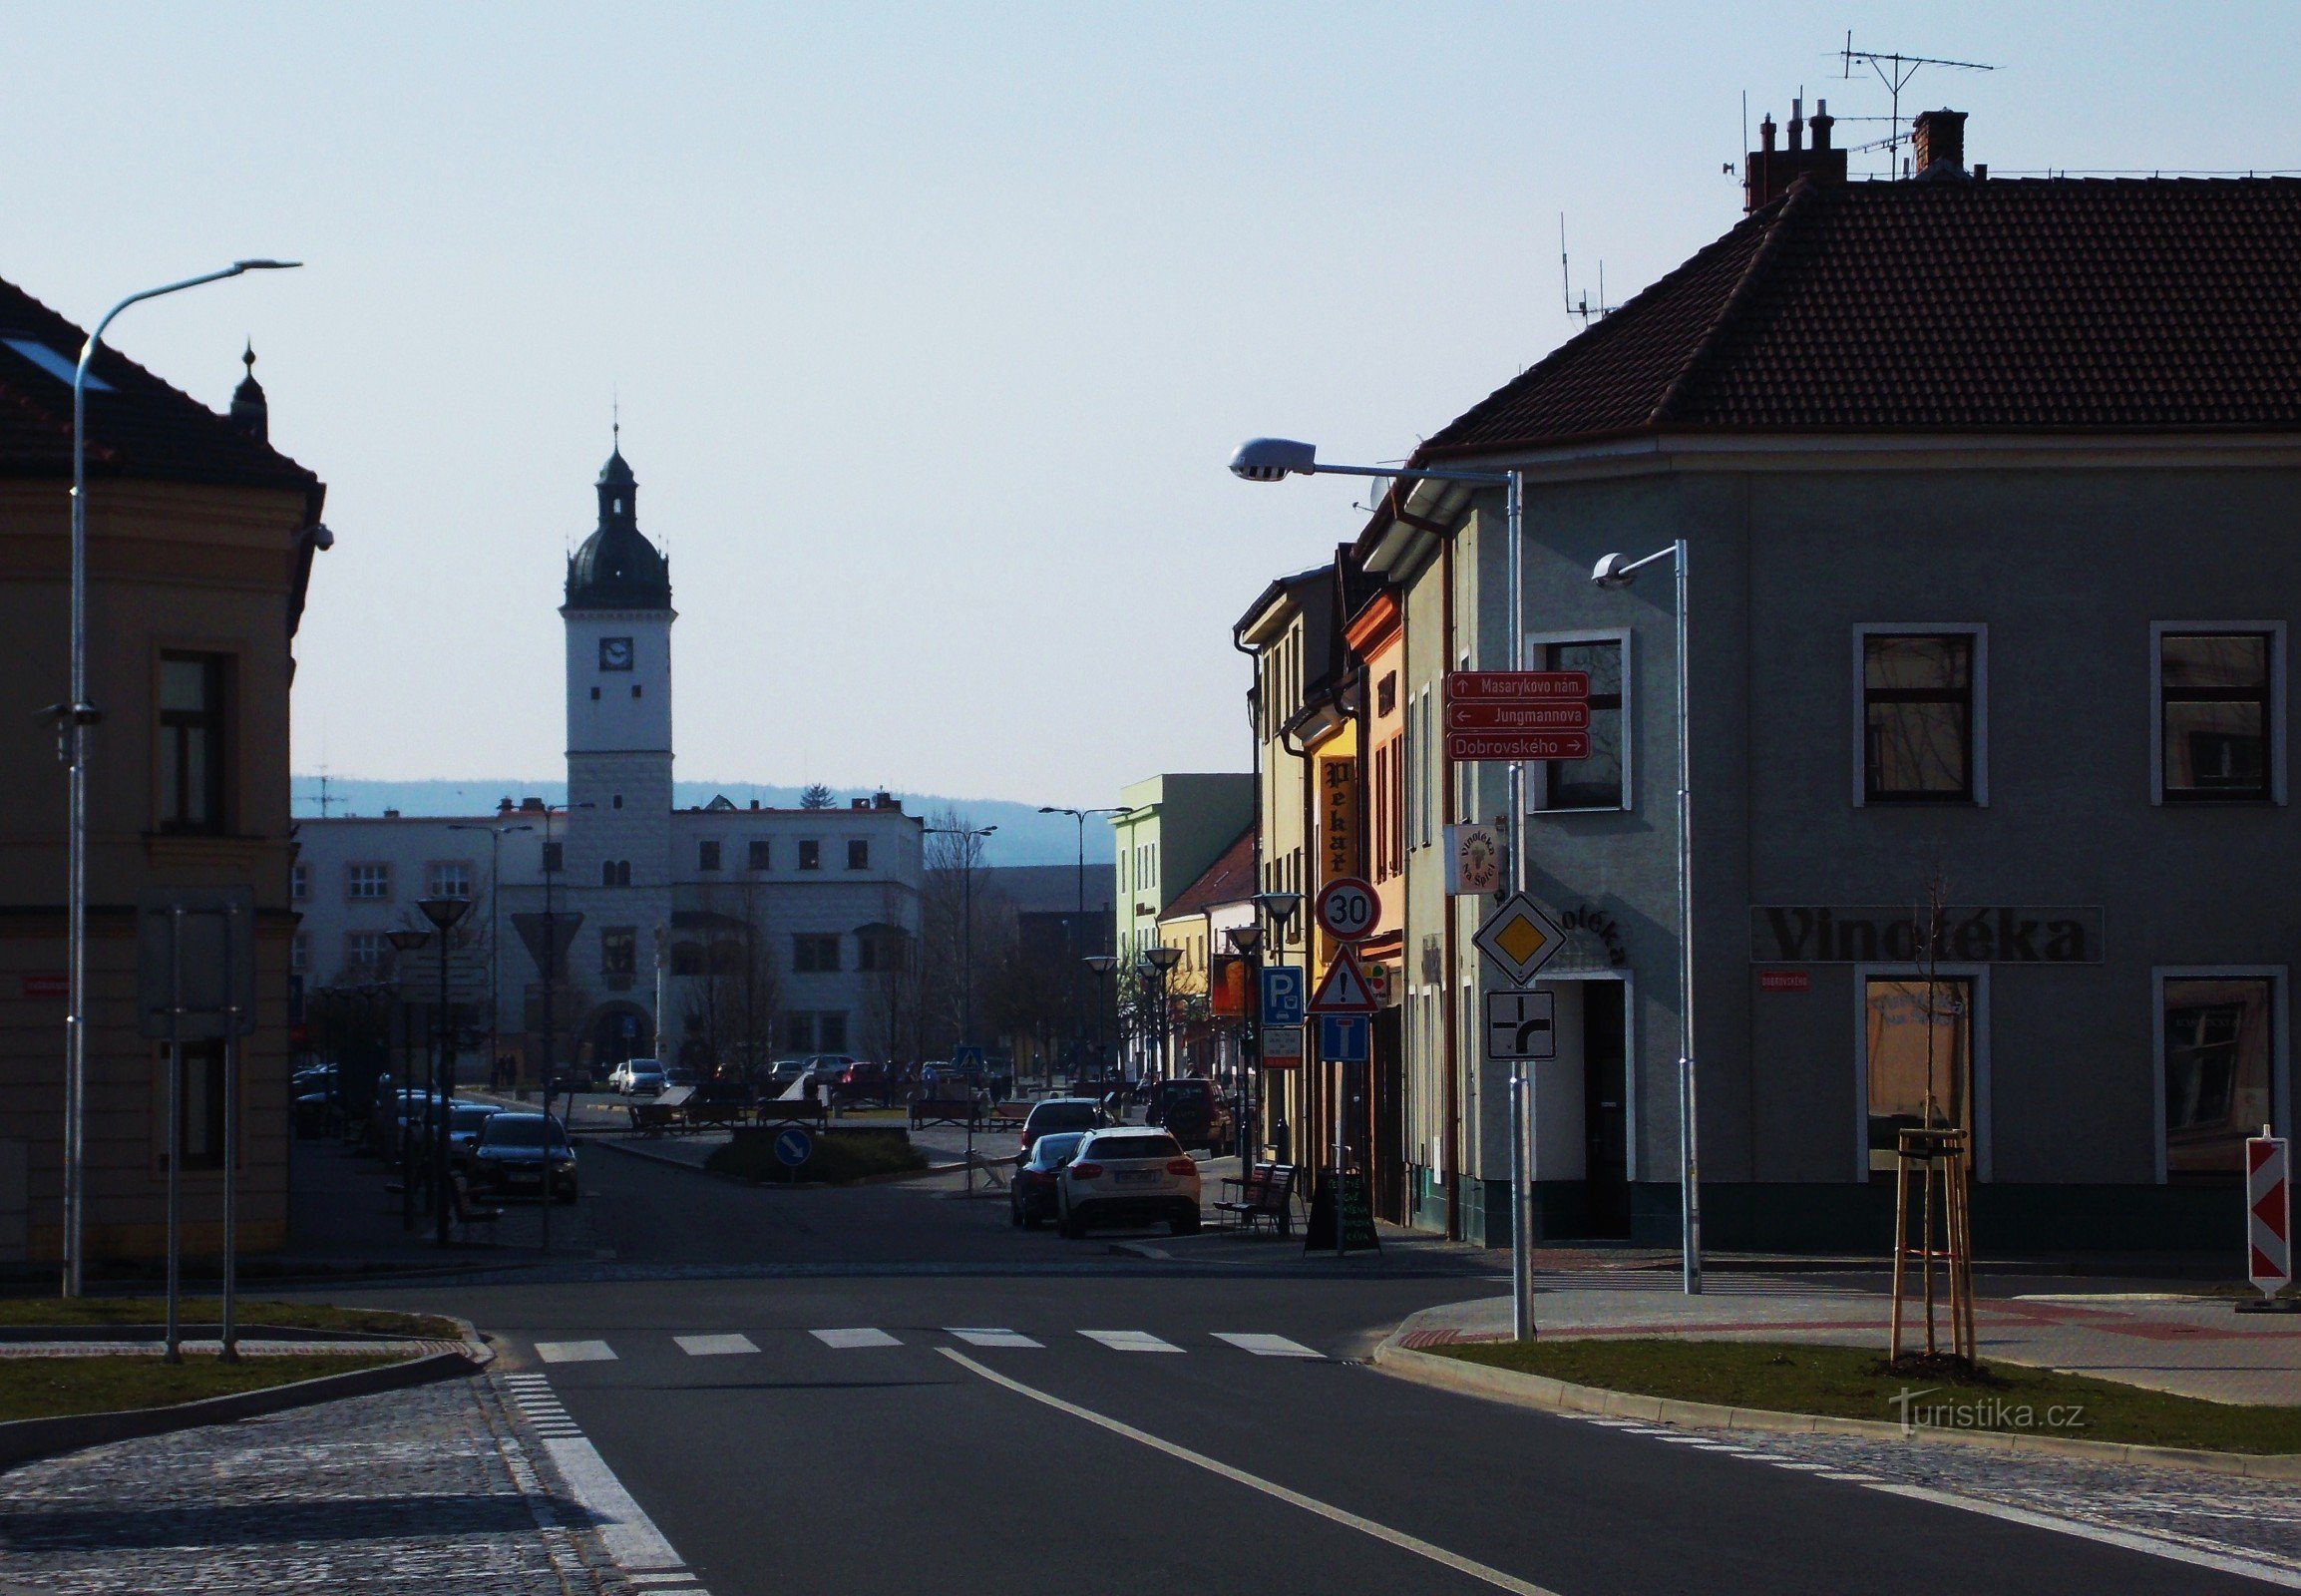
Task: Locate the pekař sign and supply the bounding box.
[1751,906,2103,965]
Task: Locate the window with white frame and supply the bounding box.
[345,863,390,901]
[289,862,308,902]
[2161,972,2281,1179]
[2157,627,2280,804]
[343,930,390,974]
[1853,624,1986,807]
[426,861,472,899]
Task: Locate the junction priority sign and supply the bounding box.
[1444,670,1591,762]
[2247,1129,2292,1305]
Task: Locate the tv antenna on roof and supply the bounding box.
[1840,33,1995,171]
[1560,215,1617,328]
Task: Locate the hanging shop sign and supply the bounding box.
[1444,823,1504,897]
[1748,906,2104,965]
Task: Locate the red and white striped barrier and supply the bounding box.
[2247,1129,2290,1302]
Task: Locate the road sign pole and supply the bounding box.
[1504,470,1535,1341]
[1674,539,1701,1297]
[165,906,183,1366]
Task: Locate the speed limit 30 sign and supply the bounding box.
[1315,876,1380,943]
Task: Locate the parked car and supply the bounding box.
[472,1112,578,1202]
[837,1059,894,1105]
[1147,1078,1234,1151]
[1009,1131,1087,1229]
[1019,1097,1107,1155]
[292,1088,334,1138]
[765,1057,810,1090]
[446,1103,504,1171]
[662,1063,699,1089]
[1055,1129,1200,1238]
[610,1058,667,1097]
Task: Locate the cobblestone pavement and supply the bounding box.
[0,1375,627,1595]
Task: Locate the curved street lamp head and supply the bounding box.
[386,928,432,954]
[1224,924,1264,955]
[1591,551,1637,589]
[1253,890,1303,929]
[1229,437,1318,482]
[1143,945,1184,973]
[1082,954,1117,975]
[416,895,471,933]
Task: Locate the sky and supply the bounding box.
[6,2,2297,807]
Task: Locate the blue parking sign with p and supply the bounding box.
[1261,966,1305,1025]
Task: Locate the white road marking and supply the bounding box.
[947,1328,1043,1349]
[1865,1479,2301,1590]
[1212,1333,1323,1360]
[543,1434,685,1573]
[675,1334,759,1357]
[535,1340,617,1364]
[940,1349,1561,1595]
[628,1575,699,1587]
[1081,1330,1183,1354]
[812,1328,902,1349]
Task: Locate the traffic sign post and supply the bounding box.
[1486,990,1556,1061]
[1314,876,1379,943]
[1260,967,1305,1027]
[2243,1129,2297,1312]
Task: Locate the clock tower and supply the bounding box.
[563,440,675,898]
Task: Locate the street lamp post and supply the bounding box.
[57,257,302,1297]
[1039,806,1121,1086]
[1593,543,1700,1294]
[385,930,431,1229]
[1140,945,1183,1088]
[449,822,534,1093]
[1233,438,1532,1328]
[417,896,472,1246]
[1081,955,1116,1092]
[1224,923,1264,1166]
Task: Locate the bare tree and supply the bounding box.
[859,882,921,1066]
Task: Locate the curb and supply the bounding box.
[0,1316,492,1473]
[1369,1338,2301,1481]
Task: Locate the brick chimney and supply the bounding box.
[1912,109,1968,177]
[1743,96,1849,211]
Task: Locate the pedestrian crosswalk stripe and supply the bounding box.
[947,1328,1043,1349]
[1081,1330,1182,1354]
[812,1328,902,1349]
[675,1334,760,1357]
[1211,1333,1322,1360]
[535,1340,617,1364]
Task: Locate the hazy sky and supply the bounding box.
[8,3,2296,805]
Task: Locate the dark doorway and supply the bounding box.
[1371,1007,1403,1223]
[1582,981,1631,1238]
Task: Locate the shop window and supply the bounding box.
[1860,629,1981,804]
[1864,977,1973,1173]
[158,651,228,832]
[2158,630,2276,803]
[2163,976,2277,1179]
[1536,639,1625,811]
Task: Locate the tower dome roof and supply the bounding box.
[565,441,669,610]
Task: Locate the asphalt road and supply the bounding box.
[325,1143,2274,1596]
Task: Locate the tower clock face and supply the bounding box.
[599,636,634,671]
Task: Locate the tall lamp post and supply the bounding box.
[449,821,534,1092]
[417,896,471,1246]
[56,257,303,1297]
[1081,954,1116,1091]
[1593,543,1700,1295]
[1139,945,1183,1087]
[385,930,432,1229]
[1224,923,1264,1165]
[1038,806,1122,1085]
[925,824,996,1055]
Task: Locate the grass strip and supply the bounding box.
[1430,1337,2301,1455]
[708,1127,928,1184]
[0,1353,406,1423]
[0,1298,460,1338]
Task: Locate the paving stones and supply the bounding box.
[0,1375,623,1595]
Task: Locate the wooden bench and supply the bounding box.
[910,1094,980,1130]
[1214,1162,1298,1236]
[986,1100,1032,1132]
[754,1095,829,1130]
[628,1086,693,1138]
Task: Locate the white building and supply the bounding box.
[293,444,923,1077]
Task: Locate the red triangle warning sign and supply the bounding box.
[1309,950,1378,1015]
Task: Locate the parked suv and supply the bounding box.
[1146,1078,1233,1151]
[1019,1097,1106,1155]
[610,1058,666,1097]
[1056,1129,1200,1237]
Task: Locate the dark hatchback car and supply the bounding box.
[1018,1097,1106,1155]
[473,1112,578,1202]
[1008,1131,1087,1229]
[1147,1078,1233,1151]
[446,1103,503,1172]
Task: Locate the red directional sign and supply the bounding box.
[1446,731,1592,762]
[1446,701,1590,732]
[1445,670,1589,702]
[2249,1133,2291,1299]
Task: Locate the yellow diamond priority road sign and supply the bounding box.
[1472,893,1566,986]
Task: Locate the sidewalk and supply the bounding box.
[1394,1279,2301,1405]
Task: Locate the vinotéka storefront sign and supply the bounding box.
[1749,906,2104,965]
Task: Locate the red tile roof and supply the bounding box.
[1418,176,2301,460]
[0,274,318,490]
[1159,827,1255,921]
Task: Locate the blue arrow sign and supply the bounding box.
[1261,966,1305,1026]
[773,1126,815,1169]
